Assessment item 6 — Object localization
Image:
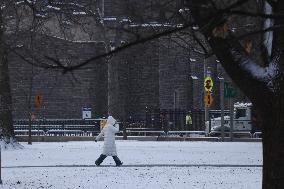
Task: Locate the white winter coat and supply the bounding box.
[95,116,119,156]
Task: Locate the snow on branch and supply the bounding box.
[46,5,61,11]
[231,47,277,88]
[264,1,273,57]
[72,11,86,15]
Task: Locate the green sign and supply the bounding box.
[224,82,237,98]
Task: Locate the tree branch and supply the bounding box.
[46,23,193,73]
[237,25,284,39]
[208,35,274,108]
[266,0,277,9]
[192,31,209,55]
[3,41,59,69]
[226,10,284,19]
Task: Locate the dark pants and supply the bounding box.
[95,154,123,166]
[186,124,192,131]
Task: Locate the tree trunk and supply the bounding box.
[207,35,284,189]
[0,51,14,140]
[0,10,15,141]
[261,2,284,188]
[208,26,284,189]
[261,100,284,189]
[188,0,284,188]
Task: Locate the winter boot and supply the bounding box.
[112,156,123,166]
[95,154,107,166]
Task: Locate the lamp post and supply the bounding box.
[224,81,237,141]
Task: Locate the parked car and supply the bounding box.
[209,126,231,137]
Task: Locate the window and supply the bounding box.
[235,109,246,119]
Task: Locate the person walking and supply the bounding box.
[95,116,123,166]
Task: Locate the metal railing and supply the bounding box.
[13,119,101,137]
[253,132,262,138]
[166,131,206,137]
[46,130,85,136]
[209,131,253,138]
[14,130,45,136]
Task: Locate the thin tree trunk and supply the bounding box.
[0,10,14,141]
[0,43,14,140]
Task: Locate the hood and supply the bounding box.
[106,116,116,126]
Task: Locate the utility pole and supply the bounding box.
[219,78,225,141]
[204,61,208,131]
[224,81,237,141]
[205,106,209,128]
[229,98,234,141]
[204,64,213,135]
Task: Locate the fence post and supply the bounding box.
[123,122,127,140]
[209,113,211,134]
[229,98,234,141]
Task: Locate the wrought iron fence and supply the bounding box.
[145,109,205,132]
[13,119,100,136]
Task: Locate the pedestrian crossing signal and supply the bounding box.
[204,77,213,92]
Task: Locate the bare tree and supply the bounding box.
[43,0,283,188]
[188,0,284,188]
[2,0,283,186]
[0,0,102,145]
[0,1,16,144]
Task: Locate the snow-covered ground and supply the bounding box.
[1,141,262,189]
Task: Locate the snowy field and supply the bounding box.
[1,141,262,189]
